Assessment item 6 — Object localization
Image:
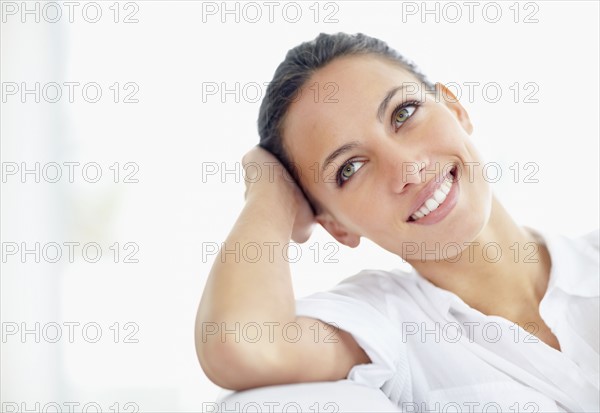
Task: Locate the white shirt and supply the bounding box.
[295,228,599,412]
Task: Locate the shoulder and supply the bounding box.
[331,267,419,297]
[294,269,414,382]
[298,267,421,318]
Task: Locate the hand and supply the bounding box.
[242,146,316,243]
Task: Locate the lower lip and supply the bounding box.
[409,174,460,225]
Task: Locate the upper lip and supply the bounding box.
[406,165,455,221]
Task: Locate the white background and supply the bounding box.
[1,1,598,411]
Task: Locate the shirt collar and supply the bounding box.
[529,226,599,299]
[410,270,469,320]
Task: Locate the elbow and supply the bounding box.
[195,324,283,391]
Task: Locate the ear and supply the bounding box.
[316,212,361,248]
[435,83,474,135]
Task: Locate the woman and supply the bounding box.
[195,33,599,411]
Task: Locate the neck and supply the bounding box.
[408,196,551,320]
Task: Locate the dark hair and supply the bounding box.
[257,32,435,214]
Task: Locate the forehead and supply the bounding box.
[282,54,418,167]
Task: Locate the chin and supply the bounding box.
[433,191,493,260]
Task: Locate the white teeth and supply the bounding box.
[440,183,450,195]
[410,174,455,222]
[433,189,446,203]
[425,198,439,211]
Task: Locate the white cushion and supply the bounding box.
[212,380,401,412]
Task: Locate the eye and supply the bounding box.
[337,159,366,187]
[391,101,420,131]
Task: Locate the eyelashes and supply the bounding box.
[336,159,366,186]
[335,100,422,187]
[391,100,421,131]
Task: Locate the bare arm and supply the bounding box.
[195,147,370,390]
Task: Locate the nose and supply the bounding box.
[383,147,428,194]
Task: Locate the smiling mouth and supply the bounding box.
[407,166,457,223]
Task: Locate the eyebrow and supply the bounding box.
[377,85,408,123]
[321,141,361,174]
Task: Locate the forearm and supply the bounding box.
[198,189,299,325]
[195,181,303,383]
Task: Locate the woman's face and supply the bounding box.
[281,54,493,261]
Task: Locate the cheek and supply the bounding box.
[425,113,466,149]
[336,199,371,228]
[352,198,404,238]
[328,195,384,236]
